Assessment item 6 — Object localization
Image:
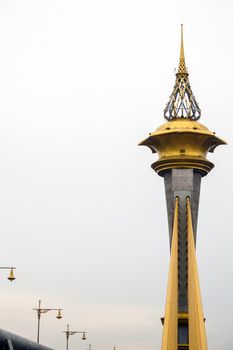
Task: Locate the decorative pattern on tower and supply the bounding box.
[164,24,201,121]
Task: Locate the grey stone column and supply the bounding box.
[163,168,202,312]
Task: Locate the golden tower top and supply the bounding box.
[139,25,226,176]
[164,24,201,121]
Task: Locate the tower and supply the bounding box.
[139,25,226,349]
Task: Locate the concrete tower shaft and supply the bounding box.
[164,168,201,312]
[163,169,201,247]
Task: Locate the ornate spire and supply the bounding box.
[164,24,201,121]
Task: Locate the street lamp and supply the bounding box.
[0,266,16,281]
[62,324,87,350]
[33,299,62,343]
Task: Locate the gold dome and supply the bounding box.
[139,119,226,175]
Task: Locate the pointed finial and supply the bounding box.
[178,24,187,74]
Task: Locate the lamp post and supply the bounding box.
[0,266,16,281]
[33,299,62,343]
[62,324,87,350]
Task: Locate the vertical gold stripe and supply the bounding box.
[187,197,208,350]
[161,197,179,350]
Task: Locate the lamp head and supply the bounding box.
[8,268,15,282]
[56,309,62,319]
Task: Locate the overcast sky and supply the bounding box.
[0,0,232,349]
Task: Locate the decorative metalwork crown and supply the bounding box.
[164,25,201,121]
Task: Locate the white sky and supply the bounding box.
[0,0,232,349]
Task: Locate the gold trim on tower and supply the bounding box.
[161,198,179,350]
[187,198,208,350]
